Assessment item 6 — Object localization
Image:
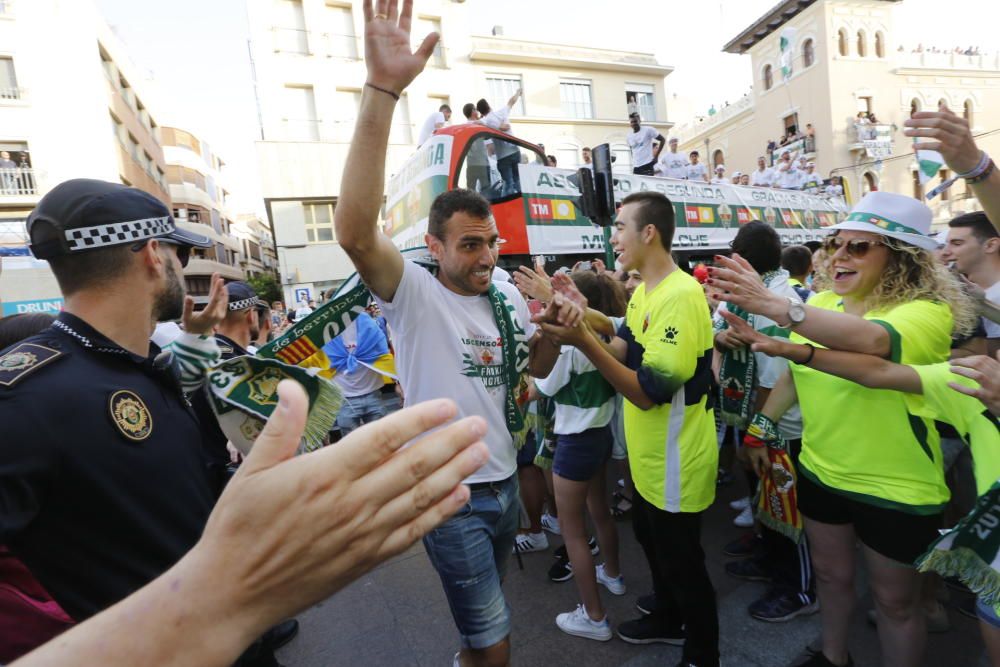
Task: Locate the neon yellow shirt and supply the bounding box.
[621,269,717,513]
[905,363,1000,496]
[791,292,952,513]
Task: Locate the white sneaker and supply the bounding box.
[513,532,549,554]
[733,505,754,528]
[729,496,751,511]
[555,604,612,641]
[595,563,626,596]
[541,512,561,535]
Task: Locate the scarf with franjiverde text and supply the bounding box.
[917,479,1000,614]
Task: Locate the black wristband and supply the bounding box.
[796,343,815,365]
[365,82,400,101]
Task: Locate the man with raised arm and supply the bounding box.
[333,3,577,665]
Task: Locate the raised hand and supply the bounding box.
[551,271,588,313]
[182,272,227,335]
[514,265,553,303]
[707,254,786,320]
[363,0,439,96]
[949,353,1000,416]
[904,102,980,174]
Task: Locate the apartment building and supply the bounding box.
[246,0,673,303]
[673,0,1000,224]
[161,125,246,295]
[232,213,279,279]
[0,0,171,314]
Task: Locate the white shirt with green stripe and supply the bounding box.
[535,345,616,435]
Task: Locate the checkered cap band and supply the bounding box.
[64,216,174,252]
[229,297,263,311]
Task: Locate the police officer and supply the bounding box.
[0,179,288,666]
[215,281,266,358]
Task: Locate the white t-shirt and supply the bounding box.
[376,260,537,483]
[627,126,659,167]
[800,172,822,192]
[686,162,708,182]
[418,111,446,145]
[825,184,844,197]
[775,164,800,189]
[331,319,386,398]
[985,281,1000,339]
[294,306,314,321]
[711,176,727,184]
[655,151,689,179]
[750,167,774,187]
[482,106,518,159]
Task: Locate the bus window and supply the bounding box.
[457,134,540,202]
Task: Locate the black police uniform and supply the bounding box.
[0,312,216,621]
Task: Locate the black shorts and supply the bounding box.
[797,471,942,564]
[516,431,538,468]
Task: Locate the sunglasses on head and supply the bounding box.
[131,238,191,268]
[821,235,884,259]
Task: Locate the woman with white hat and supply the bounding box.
[705,191,976,667]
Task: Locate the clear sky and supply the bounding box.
[96,0,998,214]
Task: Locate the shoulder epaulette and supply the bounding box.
[0,342,66,388]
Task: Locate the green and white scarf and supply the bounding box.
[715,270,781,428]
[917,478,1000,613]
[168,334,341,454]
[206,356,342,454]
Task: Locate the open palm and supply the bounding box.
[363,0,439,95]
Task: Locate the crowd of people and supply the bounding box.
[3,3,1000,667]
[902,44,987,56]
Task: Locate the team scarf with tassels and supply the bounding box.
[257,248,533,448]
[917,479,1000,614]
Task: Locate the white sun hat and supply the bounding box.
[829,191,937,251]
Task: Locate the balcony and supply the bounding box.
[770,137,815,164]
[899,51,1000,71]
[0,168,37,196]
[849,123,894,158]
[673,96,754,143]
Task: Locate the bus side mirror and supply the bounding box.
[581,144,615,227]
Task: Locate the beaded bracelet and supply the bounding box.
[967,159,996,185]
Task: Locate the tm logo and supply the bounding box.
[662,326,679,344]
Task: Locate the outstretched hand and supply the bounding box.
[514,265,553,303]
[949,353,1000,416]
[182,273,227,335]
[363,0,440,96]
[720,310,782,357]
[197,382,488,640]
[532,291,584,328]
[551,271,588,313]
[707,255,786,320]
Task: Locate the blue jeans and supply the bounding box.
[423,474,519,649]
[335,389,387,435]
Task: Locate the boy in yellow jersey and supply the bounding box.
[538,191,720,667]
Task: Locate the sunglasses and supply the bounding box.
[131,239,191,268]
[821,235,884,259]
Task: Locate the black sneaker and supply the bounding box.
[636,593,662,616]
[797,647,853,666]
[725,558,771,582]
[615,616,685,645]
[723,532,762,558]
[552,536,599,560]
[748,589,819,622]
[548,557,573,582]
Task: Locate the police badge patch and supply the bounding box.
[109,390,153,441]
[0,343,63,387]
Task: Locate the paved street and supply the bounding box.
[278,479,988,667]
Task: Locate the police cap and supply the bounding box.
[26,179,211,260]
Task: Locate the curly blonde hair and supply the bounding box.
[865,236,978,337]
[810,247,833,293]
